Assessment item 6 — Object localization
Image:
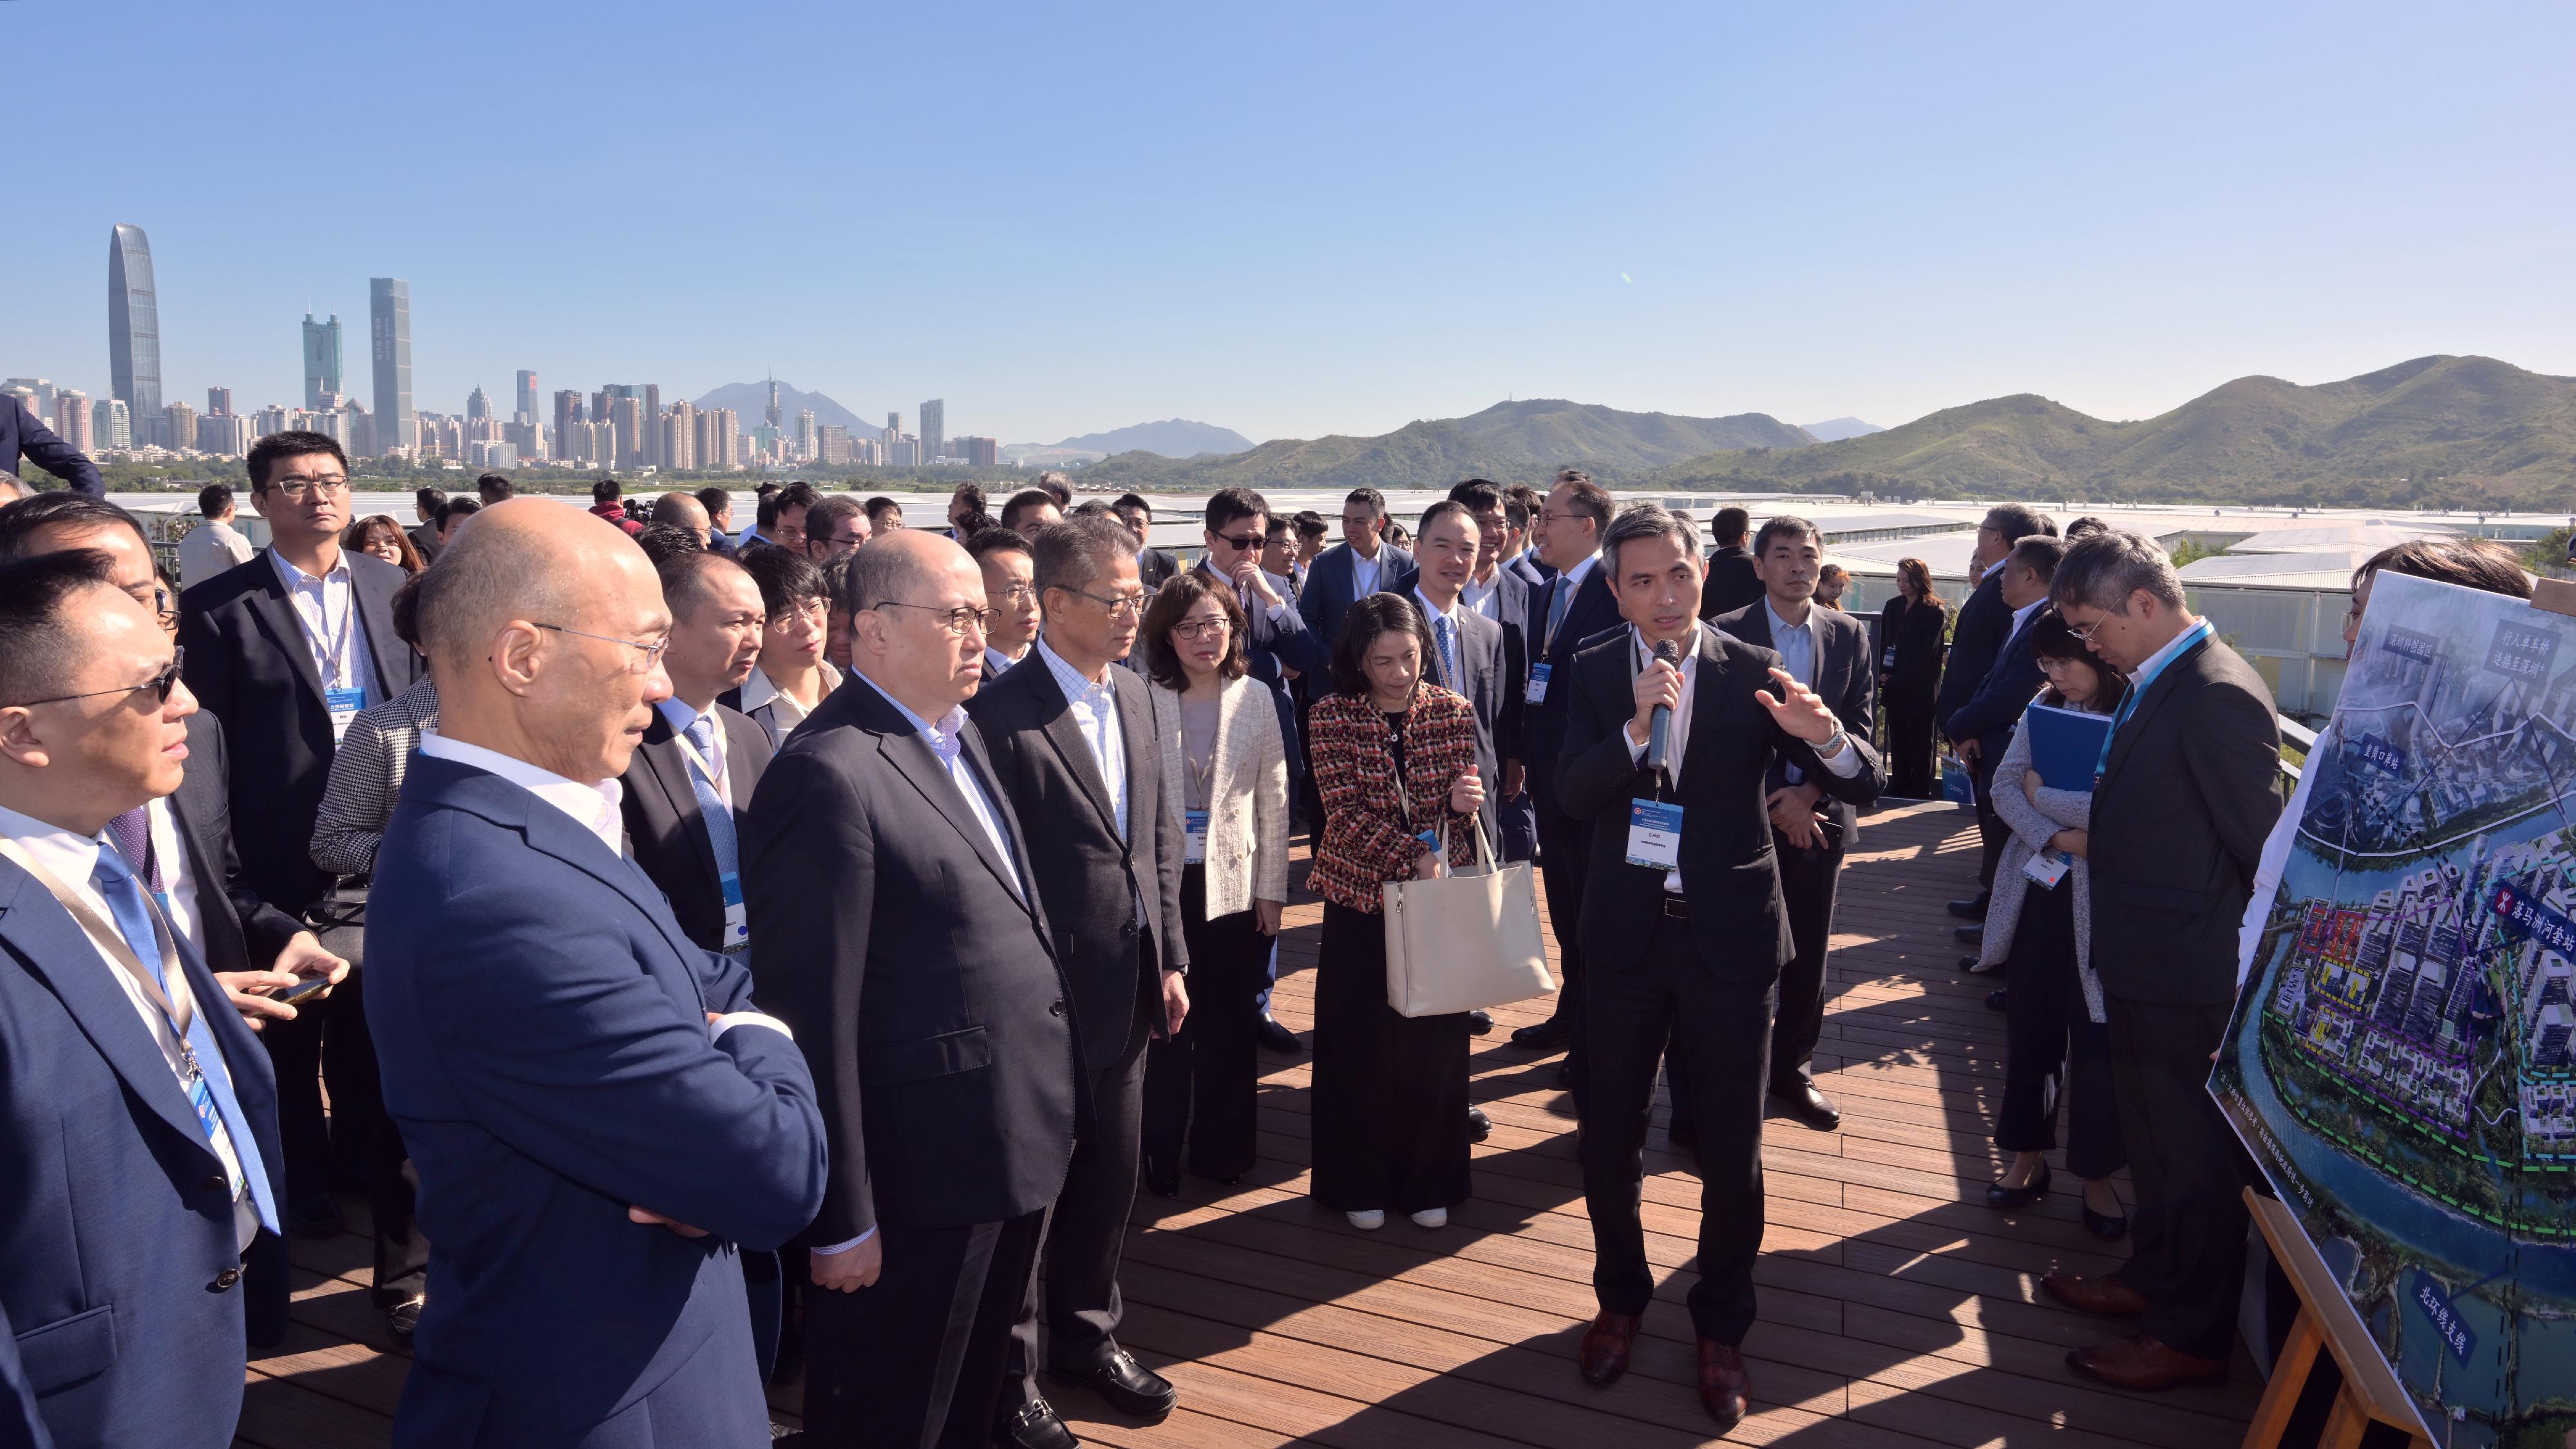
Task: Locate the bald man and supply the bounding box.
[653,490,715,548]
[364,501,827,1448]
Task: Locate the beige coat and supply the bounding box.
[1148,674,1290,919]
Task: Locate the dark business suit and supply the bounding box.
[406,522,441,564]
[2088,632,2279,1361]
[1391,585,1517,849]
[178,549,423,1211]
[1697,544,1764,621]
[1137,547,1180,589]
[745,679,1079,1449]
[1555,625,1881,1345]
[366,753,826,1449]
[1416,565,1538,861]
[967,650,1188,1407]
[1712,600,1877,1092]
[1295,540,1414,654]
[1521,562,1625,1039]
[0,394,102,496]
[619,705,774,954]
[1944,604,2047,771]
[0,845,288,1449]
[1934,568,2013,887]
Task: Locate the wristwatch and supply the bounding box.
[1817,726,1849,757]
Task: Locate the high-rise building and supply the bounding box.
[301,313,343,409]
[205,386,232,416]
[4,380,55,424]
[54,390,91,453]
[886,411,900,436]
[795,409,818,462]
[466,385,493,421]
[164,401,197,453]
[817,424,851,466]
[197,412,252,457]
[611,397,645,469]
[348,399,375,459]
[961,435,999,468]
[370,277,415,452]
[643,384,661,468]
[108,225,163,446]
[920,399,944,462]
[93,397,133,451]
[765,379,782,431]
[251,403,290,439]
[554,388,583,446]
[696,408,741,471]
[661,400,697,472]
[515,369,540,421]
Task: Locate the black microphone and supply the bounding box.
[1646,638,1680,775]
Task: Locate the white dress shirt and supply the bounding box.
[144,796,207,957]
[417,734,625,855]
[983,645,1027,677]
[266,548,383,706]
[738,659,842,736]
[1763,599,1820,784]
[1461,567,1502,620]
[0,801,261,1250]
[1350,546,1384,598]
[178,518,253,589]
[1037,638,1129,842]
[1414,587,1466,692]
[846,668,1021,895]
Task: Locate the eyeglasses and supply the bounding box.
[1066,587,1148,618]
[535,623,670,669]
[261,476,350,500]
[12,649,185,710]
[120,582,177,630]
[992,583,1039,605]
[2064,616,2111,643]
[1171,620,1229,641]
[875,600,1001,636]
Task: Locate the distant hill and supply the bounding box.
[1654,357,2576,509]
[1799,417,1886,442]
[1053,419,1251,458]
[691,381,875,434]
[1082,398,1814,491]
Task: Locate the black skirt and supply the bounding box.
[1142,865,1270,1180]
[1309,901,1472,1213]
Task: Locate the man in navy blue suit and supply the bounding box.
[0,393,102,497]
[0,550,287,1449]
[1295,487,1414,654]
[366,502,828,1448]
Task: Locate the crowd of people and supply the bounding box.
[0,427,2531,1447]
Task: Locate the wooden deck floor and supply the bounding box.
[238,800,2262,1446]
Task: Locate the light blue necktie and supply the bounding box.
[93,844,281,1235]
[1544,575,1572,652]
[1434,614,1458,690]
[681,714,740,882]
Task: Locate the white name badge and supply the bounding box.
[2022,852,2070,890]
[325,685,365,742]
[721,871,750,947]
[1524,663,1552,704]
[1184,809,1209,864]
[1625,799,1683,870]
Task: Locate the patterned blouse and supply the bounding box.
[1305,685,1481,914]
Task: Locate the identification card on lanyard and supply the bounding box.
[2023,851,2070,889]
[325,687,365,741]
[1524,662,1551,705]
[1184,809,1209,864]
[1626,799,1683,869]
[719,871,750,949]
[2094,618,2213,784]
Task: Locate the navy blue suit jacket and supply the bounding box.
[366,754,827,1449]
[0,396,102,497]
[1211,564,1329,790]
[1295,541,1413,654]
[1520,562,1624,813]
[1944,606,2047,762]
[0,848,287,1449]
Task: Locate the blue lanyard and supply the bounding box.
[2095,618,2211,782]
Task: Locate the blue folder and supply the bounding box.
[2022,702,2111,793]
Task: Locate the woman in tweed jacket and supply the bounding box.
[1136,572,1292,1193]
[310,675,442,877]
[1305,594,1486,1231]
[1977,610,2126,1235]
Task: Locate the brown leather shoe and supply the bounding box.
[1577,1312,1640,1387]
[1696,1340,1750,1430]
[2066,1332,2228,1390]
[2040,1271,2150,1318]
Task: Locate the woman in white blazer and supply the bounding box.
[1137,569,1291,1196]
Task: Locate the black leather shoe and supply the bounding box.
[1953,923,1984,946]
[1255,1016,1302,1055]
[1962,953,2001,975]
[994,1396,1080,1449]
[2083,1200,2130,1239]
[1051,1343,1175,1421]
[1466,1106,1491,1142]
[1467,1009,1493,1035]
[1770,1081,1841,1131]
[1985,987,2009,1012]
[1555,1060,1573,1086]
[1142,1159,1179,1199]
[1511,1016,1573,1050]
[1948,893,1989,921]
[386,1296,424,1347]
[288,1191,345,1239]
[1984,1164,2051,1209]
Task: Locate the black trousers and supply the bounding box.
[803,1210,1045,1449]
[1143,866,1267,1181]
[1003,1003,1148,1407]
[272,967,425,1300]
[1972,753,2007,889]
[1668,824,1842,1137]
[1310,902,1471,1214]
[1533,798,1593,1032]
[1498,790,1537,864]
[1581,911,1776,1345]
[2103,994,2246,1360]
[1994,880,2125,1180]
[1884,703,1938,799]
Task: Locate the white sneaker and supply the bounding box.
[1410,1207,1449,1229]
[1345,1209,1386,1231]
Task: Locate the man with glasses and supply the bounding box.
[177,431,423,1242]
[745,531,1080,1449]
[1935,504,2057,929]
[969,527,1043,681]
[1113,493,1178,589]
[0,550,288,1448]
[802,493,873,562]
[969,515,1189,1447]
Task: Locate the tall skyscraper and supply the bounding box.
[643,384,661,467]
[55,390,91,453]
[919,399,944,462]
[301,314,343,409]
[886,411,900,437]
[370,278,415,453]
[92,397,132,451]
[164,401,197,454]
[206,385,232,416]
[611,396,644,469]
[661,399,697,471]
[515,369,540,421]
[795,410,817,462]
[108,225,163,446]
[466,385,493,421]
[765,378,782,431]
[554,389,582,446]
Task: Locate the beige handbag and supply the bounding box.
[1381,779,1555,1018]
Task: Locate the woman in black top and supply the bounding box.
[1877,556,1949,799]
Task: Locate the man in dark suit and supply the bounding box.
[368,502,826,1448]
[746,531,1081,1449]
[971,528,1042,683]
[1941,534,2061,971]
[1933,504,2055,920]
[1113,494,1180,589]
[970,515,1189,1445]
[2036,531,2280,1391]
[1390,501,1517,848]
[1296,486,1414,653]
[1553,503,1880,1429]
[1448,482,1535,862]
[0,553,289,1449]
[408,487,445,563]
[1703,513,1879,1132]
[1696,506,1764,621]
[178,430,424,1236]
[0,392,102,496]
[1507,469,1624,1062]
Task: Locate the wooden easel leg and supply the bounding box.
[2319,1391,2371,1449]
[2239,1309,2325,1449]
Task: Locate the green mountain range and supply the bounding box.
[1651,356,2576,509]
[1082,398,1816,492]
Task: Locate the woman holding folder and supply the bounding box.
[1976,609,2131,1236]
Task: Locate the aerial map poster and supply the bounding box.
[2214,571,2576,1447]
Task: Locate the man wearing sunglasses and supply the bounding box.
[0,550,287,1448]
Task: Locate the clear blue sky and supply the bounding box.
[13,1,2573,448]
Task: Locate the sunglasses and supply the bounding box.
[13,649,186,710]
